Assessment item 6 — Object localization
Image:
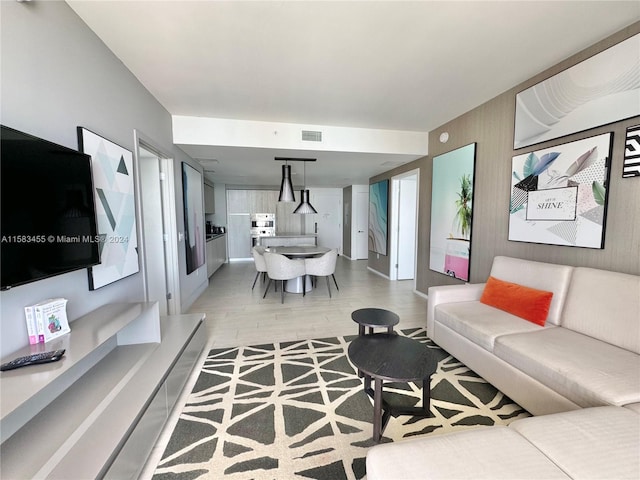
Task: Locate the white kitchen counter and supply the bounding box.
[259,234,317,247]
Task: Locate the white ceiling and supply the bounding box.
[67,1,640,187]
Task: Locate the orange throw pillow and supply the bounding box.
[480,276,553,326]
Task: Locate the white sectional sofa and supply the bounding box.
[367,406,640,480]
[366,256,640,479]
[427,256,640,415]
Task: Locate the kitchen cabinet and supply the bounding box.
[276,201,303,234]
[204,183,215,214]
[227,214,251,259]
[207,234,227,277]
[227,189,279,214]
[227,189,249,214]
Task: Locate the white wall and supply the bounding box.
[0,1,207,356]
[173,115,428,155]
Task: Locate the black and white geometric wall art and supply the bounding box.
[182,162,205,274]
[623,124,640,178]
[514,33,640,150]
[509,132,613,249]
[77,127,139,290]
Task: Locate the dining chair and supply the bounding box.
[251,246,268,290]
[304,249,339,298]
[263,252,306,303]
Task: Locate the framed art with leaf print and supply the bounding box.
[509,132,613,249]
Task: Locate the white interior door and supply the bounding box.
[397,174,417,280]
[390,170,418,281]
[354,190,369,259]
[135,133,180,315]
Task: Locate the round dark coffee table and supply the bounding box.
[351,308,400,336]
[348,333,437,442]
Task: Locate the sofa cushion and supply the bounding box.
[366,426,570,480]
[494,327,640,407]
[561,267,640,354]
[509,406,640,480]
[480,276,553,326]
[489,256,573,326]
[436,301,547,352]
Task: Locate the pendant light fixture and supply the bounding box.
[293,158,317,214]
[275,157,317,213]
[277,159,295,202]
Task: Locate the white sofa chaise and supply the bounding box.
[366,256,640,479]
[367,406,640,480]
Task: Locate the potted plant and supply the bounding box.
[454,174,473,239]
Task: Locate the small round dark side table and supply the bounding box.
[351,308,400,336]
[348,333,437,442]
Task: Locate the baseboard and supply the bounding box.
[413,289,428,300]
[367,266,390,279]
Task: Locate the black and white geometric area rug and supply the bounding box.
[152,328,530,480]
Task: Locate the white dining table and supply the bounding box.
[264,246,331,293]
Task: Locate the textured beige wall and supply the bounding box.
[364,22,640,292]
[415,22,640,294]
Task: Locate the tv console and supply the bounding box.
[0,302,206,479]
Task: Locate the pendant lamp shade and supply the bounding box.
[278,164,295,202]
[293,189,317,214]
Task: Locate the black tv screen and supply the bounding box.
[1,125,100,290]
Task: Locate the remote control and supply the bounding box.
[0,349,66,371]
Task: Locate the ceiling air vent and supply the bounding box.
[301,130,322,142]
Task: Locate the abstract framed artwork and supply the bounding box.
[429,143,476,281]
[509,132,613,248]
[368,179,388,256]
[77,127,139,290]
[623,124,640,178]
[514,33,639,149]
[182,162,205,274]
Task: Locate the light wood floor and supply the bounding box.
[140,256,428,478]
[197,255,428,347]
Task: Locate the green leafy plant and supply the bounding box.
[455,174,473,238]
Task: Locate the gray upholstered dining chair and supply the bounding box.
[304,248,339,298]
[251,246,268,290]
[263,252,306,303]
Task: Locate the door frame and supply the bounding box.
[134,130,180,315]
[353,186,369,260]
[389,169,419,282]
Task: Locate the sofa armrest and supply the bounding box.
[427,283,486,339]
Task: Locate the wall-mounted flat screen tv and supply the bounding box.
[1,125,100,290]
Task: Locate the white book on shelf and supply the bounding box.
[33,298,70,343]
[23,305,40,345]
